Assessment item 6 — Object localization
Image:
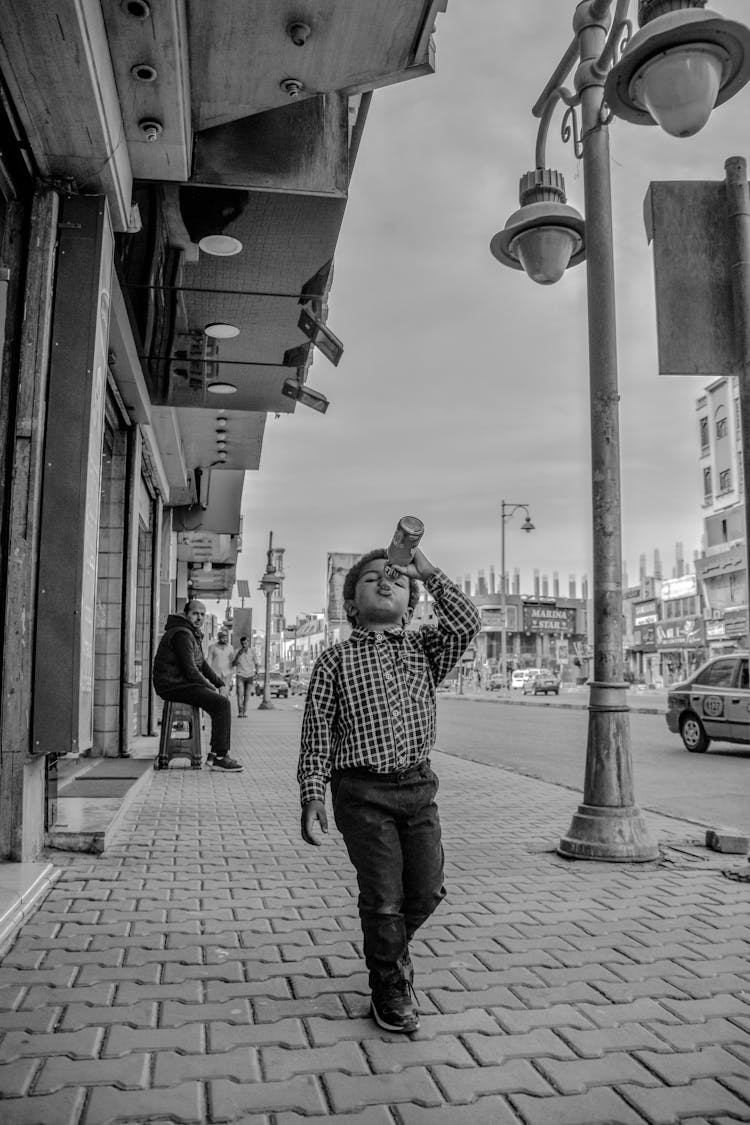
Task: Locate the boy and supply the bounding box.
[298,545,480,1032]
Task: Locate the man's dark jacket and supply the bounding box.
[153,614,224,696]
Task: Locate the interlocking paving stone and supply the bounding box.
[511,1088,648,1125]
[396,1098,523,1124]
[619,1077,750,1124]
[153,1046,260,1086]
[0,1088,86,1125]
[0,1056,39,1096]
[83,1081,205,1124]
[34,1052,150,1093]
[210,1074,326,1117]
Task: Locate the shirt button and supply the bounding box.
[393,708,400,716]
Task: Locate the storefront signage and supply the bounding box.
[480,605,518,630]
[523,605,577,634]
[723,606,747,638]
[705,619,726,639]
[656,616,704,648]
[632,625,656,648]
[634,600,658,626]
[661,574,697,601]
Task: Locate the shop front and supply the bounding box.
[655,616,706,686]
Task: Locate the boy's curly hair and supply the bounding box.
[343,548,420,625]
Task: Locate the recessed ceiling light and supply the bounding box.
[216,452,228,461]
[207,382,237,395]
[198,235,243,256]
[204,322,240,339]
[216,440,227,450]
[215,422,228,432]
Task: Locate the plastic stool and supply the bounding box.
[154,700,203,770]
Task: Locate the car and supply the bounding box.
[523,671,561,695]
[511,668,541,690]
[254,673,289,698]
[665,653,750,753]
[488,673,506,691]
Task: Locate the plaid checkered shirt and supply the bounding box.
[297,571,480,805]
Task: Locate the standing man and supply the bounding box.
[207,628,234,696]
[232,634,256,717]
[153,600,243,772]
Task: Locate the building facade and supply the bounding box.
[0,2,448,864]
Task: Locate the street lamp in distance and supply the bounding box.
[258,532,282,711]
[499,502,535,691]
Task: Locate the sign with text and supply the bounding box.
[523,605,577,634]
[661,574,697,601]
[656,616,705,649]
[634,600,659,625]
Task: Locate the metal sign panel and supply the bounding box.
[644,180,737,376]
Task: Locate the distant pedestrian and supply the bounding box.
[233,635,256,717]
[207,629,234,696]
[153,601,242,772]
[298,543,480,1033]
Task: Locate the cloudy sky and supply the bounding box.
[232,0,749,626]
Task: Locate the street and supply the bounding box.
[434,694,750,835]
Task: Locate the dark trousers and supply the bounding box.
[157,685,231,757]
[331,761,445,988]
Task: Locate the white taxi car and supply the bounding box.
[665,653,750,753]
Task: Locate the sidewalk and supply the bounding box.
[2,706,750,1124]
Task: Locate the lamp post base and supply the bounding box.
[257,699,275,711]
[558,802,659,862]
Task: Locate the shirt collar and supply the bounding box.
[351,626,406,643]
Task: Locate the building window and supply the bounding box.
[703,466,712,501]
[699,416,709,452]
[716,416,728,439]
[719,468,731,492]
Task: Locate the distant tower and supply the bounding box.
[476,569,488,596]
[553,572,560,598]
[582,575,589,601]
[464,574,471,595]
[534,569,540,597]
[639,553,647,587]
[542,574,549,596]
[489,565,496,594]
[654,548,663,581]
[513,568,520,595]
[675,541,685,577]
[569,574,577,598]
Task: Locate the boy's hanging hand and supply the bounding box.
[301,799,328,845]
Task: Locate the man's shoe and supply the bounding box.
[371,976,419,1033]
[211,755,243,772]
[206,752,215,767]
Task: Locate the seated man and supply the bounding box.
[153,599,242,772]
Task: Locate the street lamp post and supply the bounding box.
[258,531,281,712]
[491,0,750,861]
[500,502,535,690]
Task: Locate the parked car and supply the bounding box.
[254,673,289,698]
[665,653,750,753]
[488,673,506,691]
[523,671,561,695]
[511,668,541,690]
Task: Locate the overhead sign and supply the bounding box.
[661,574,697,601]
[644,180,737,377]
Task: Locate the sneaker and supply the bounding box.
[206,752,215,767]
[210,755,243,772]
[371,975,419,1033]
